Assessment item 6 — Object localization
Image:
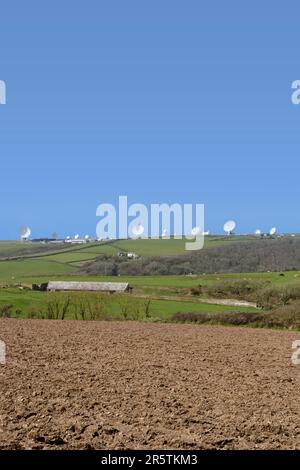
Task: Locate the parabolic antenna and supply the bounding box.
[162,228,168,238]
[269,227,277,236]
[191,227,201,236]
[18,225,31,240]
[74,234,80,240]
[223,220,236,235]
[84,234,90,240]
[66,236,71,240]
[254,229,261,236]
[131,224,145,237]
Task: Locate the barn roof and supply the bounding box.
[47,281,129,292]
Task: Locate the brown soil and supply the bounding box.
[0,318,300,450]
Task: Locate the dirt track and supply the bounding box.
[1,318,300,450]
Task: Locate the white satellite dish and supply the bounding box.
[18,225,31,240]
[191,227,201,236]
[74,234,80,240]
[254,229,261,236]
[66,236,70,240]
[269,227,277,236]
[131,224,145,237]
[84,234,90,240]
[162,228,168,238]
[223,220,236,235]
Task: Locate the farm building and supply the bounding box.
[34,281,131,293]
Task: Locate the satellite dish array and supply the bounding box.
[222,221,278,237]
[254,227,277,237]
[17,220,281,242]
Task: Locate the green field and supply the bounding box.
[0,235,264,263]
[0,237,231,283]
[0,238,299,324]
[0,238,262,320]
[0,288,256,320]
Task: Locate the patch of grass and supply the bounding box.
[0,287,257,321]
[0,304,13,318]
[0,259,76,282]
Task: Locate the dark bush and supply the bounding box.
[205,279,265,300]
[257,283,300,309]
[0,304,12,317]
[190,285,202,296]
[172,312,211,323]
[171,311,263,326]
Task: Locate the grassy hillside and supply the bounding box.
[0,270,297,322]
[0,235,267,263]
[79,238,300,276]
[1,237,300,284]
[1,237,300,327]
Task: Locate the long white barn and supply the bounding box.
[46,281,130,293]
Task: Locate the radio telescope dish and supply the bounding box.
[18,225,31,240]
[74,234,80,240]
[269,227,277,236]
[84,234,90,240]
[223,220,236,235]
[254,229,261,236]
[131,224,145,237]
[191,227,201,236]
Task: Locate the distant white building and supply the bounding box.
[127,252,139,259]
[64,238,87,244]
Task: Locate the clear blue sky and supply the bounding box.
[0,1,300,239]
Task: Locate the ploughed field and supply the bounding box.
[1,319,300,450]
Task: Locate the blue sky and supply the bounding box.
[0,1,300,239]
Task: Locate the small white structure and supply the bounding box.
[127,252,139,260]
[64,237,86,244]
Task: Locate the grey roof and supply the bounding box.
[47,281,129,292]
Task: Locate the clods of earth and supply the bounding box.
[1,318,300,449]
